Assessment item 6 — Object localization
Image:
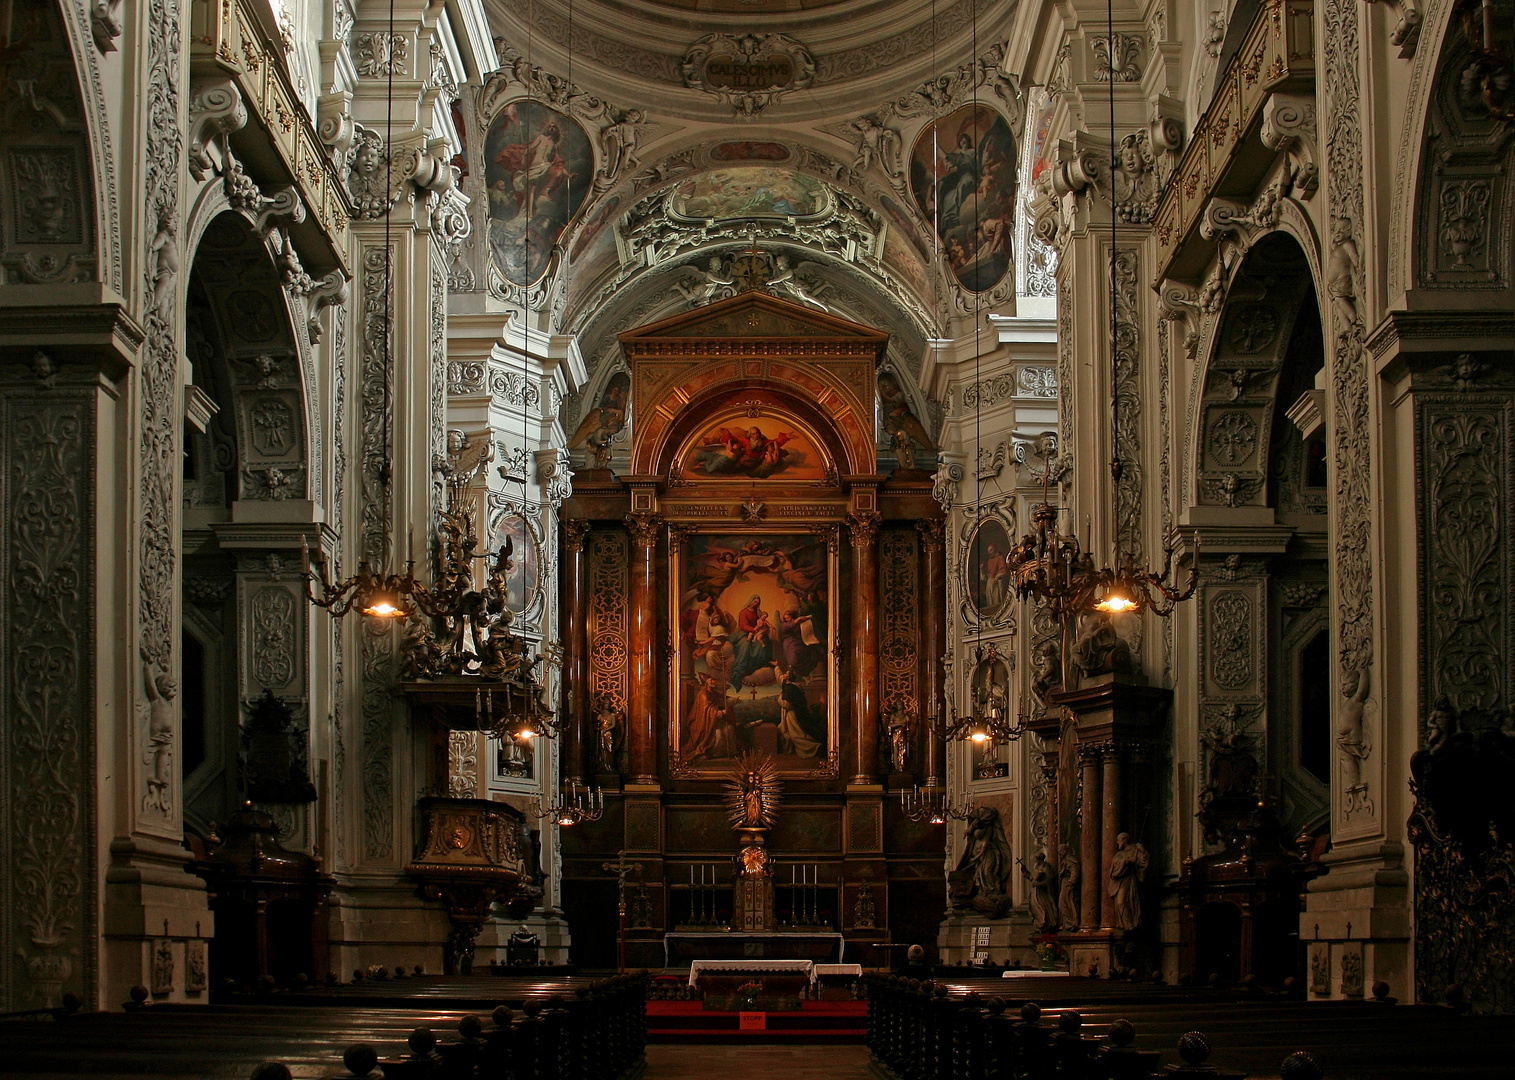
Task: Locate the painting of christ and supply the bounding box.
[673,532,836,775]
[484,101,593,287]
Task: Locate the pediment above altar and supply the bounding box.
[618,291,890,352]
[618,292,888,479]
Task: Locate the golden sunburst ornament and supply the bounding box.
[725,752,783,831]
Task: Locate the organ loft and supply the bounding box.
[1,0,1514,1071]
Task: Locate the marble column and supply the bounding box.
[625,513,661,784]
[561,519,591,784]
[917,519,947,787]
[1079,744,1102,932]
[848,511,881,785]
[1101,748,1122,930]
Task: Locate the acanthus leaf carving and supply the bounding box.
[1092,33,1143,82]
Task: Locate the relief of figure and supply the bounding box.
[1057,854,1081,929]
[1325,216,1360,325]
[1337,665,1372,812]
[1108,832,1149,931]
[948,805,1014,918]
[1071,611,1133,679]
[142,657,177,815]
[1020,851,1057,933]
[594,108,643,191]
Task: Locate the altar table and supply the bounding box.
[686,959,816,988]
[663,931,847,966]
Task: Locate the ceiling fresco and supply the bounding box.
[910,103,1018,293]
[669,168,829,221]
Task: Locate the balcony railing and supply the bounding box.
[1152,0,1315,284]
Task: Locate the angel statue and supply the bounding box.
[725,751,782,831]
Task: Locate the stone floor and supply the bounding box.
[642,1044,874,1078]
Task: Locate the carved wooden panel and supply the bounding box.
[587,528,630,723]
[0,389,96,1010]
[878,527,919,771]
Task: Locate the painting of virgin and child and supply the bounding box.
[674,533,833,771]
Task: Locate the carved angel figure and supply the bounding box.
[845,114,901,183]
[767,255,829,311]
[595,108,644,191]
[676,256,737,307]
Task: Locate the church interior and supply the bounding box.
[1,0,1514,1071]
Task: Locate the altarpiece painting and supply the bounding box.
[672,531,838,775]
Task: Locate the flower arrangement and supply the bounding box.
[737,980,764,999]
[1035,933,1065,968]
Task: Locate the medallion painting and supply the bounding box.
[966,517,1014,616]
[910,104,1017,292]
[489,511,541,614]
[485,101,593,286]
[669,167,827,221]
[676,412,829,482]
[672,532,837,775]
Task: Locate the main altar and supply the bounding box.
[554,290,951,970]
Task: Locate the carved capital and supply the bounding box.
[624,511,662,548]
[187,78,248,181]
[846,510,881,548]
[915,518,945,552]
[562,517,591,552]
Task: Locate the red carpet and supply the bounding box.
[645,1000,868,1044]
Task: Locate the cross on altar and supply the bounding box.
[602,850,643,974]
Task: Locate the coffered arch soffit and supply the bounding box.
[184,211,317,505]
[1184,230,1324,515]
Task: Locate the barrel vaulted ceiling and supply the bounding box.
[471,0,1031,436]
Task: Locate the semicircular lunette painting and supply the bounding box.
[676,413,831,482]
[669,167,828,221]
[910,103,1018,293]
[485,101,593,287]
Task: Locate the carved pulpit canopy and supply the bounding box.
[618,291,888,479]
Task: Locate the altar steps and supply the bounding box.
[646,1000,868,1044]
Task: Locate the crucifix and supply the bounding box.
[602,849,643,974]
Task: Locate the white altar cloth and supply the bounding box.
[687,959,816,987]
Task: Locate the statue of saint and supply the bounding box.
[1020,851,1057,932]
[948,805,1014,918]
[1108,832,1149,931]
[1057,854,1081,929]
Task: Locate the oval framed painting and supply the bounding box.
[910,103,1018,293]
[965,516,1014,617]
[490,510,543,616]
[484,101,593,287]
